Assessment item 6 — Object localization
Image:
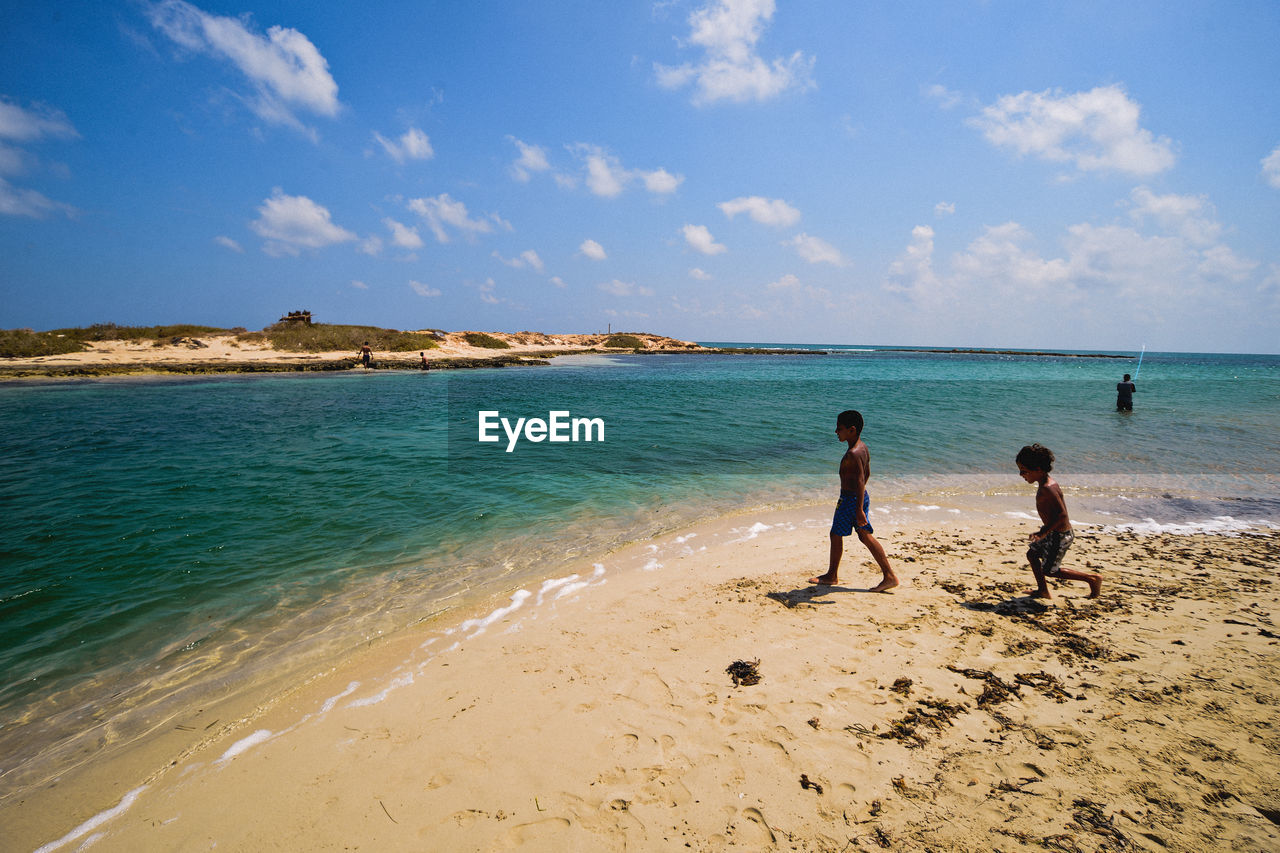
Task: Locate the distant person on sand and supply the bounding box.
[359,342,372,368]
[1116,373,1136,411]
[420,351,430,370]
[810,410,898,592]
[1015,443,1101,599]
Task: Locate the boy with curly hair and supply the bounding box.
[1015,443,1101,599]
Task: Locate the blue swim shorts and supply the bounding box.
[831,490,872,537]
[1029,529,1074,576]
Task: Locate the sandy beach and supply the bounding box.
[11,506,1279,853]
[0,330,702,378]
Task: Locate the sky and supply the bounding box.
[2,0,1279,352]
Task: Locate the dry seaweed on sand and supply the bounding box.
[946,665,1021,707]
[726,659,761,686]
[799,773,824,795]
[889,677,913,696]
[1016,670,1073,702]
[1068,797,1130,848]
[879,697,967,747]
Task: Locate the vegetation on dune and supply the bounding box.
[0,324,236,358]
[602,333,645,349]
[241,324,441,353]
[0,322,444,358]
[462,332,511,349]
[0,329,88,358]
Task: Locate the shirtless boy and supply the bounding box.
[1015,443,1102,599]
[810,410,898,592]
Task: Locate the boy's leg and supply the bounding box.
[810,533,843,585]
[1026,548,1051,598]
[857,530,899,592]
[1055,567,1102,598]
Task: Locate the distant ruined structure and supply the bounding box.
[278,310,312,325]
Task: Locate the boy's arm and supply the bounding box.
[844,450,870,525]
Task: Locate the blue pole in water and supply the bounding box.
[1134,344,1145,378]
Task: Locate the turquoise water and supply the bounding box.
[2,347,1278,798]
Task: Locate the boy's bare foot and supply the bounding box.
[809,574,838,586]
[869,577,899,593]
[1087,576,1102,598]
[1027,590,1051,599]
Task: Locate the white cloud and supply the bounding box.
[359,235,383,256]
[1197,244,1256,282]
[886,225,938,296]
[1261,145,1280,189]
[598,279,654,297]
[683,223,727,255]
[0,176,75,218]
[640,168,682,194]
[476,277,501,304]
[579,239,607,260]
[549,276,567,288]
[970,84,1175,176]
[373,127,433,163]
[0,144,25,176]
[655,0,815,106]
[214,235,243,252]
[249,187,355,255]
[934,201,955,217]
[571,144,683,197]
[883,192,1264,346]
[350,279,368,290]
[689,267,712,280]
[765,272,832,307]
[148,0,340,135]
[409,280,441,297]
[383,217,423,249]
[1125,186,1220,246]
[493,249,545,271]
[0,98,78,218]
[718,195,800,227]
[785,232,845,265]
[582,147,626,197]
[0,98,78,142]
[923,83,965,110]
[408,193,504,243]
[508,136,550,182]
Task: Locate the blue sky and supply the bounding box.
[2,0,1278,352]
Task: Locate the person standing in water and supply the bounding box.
[1116,373,1136,411]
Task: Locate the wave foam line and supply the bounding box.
[33,785,147,853]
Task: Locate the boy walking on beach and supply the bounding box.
[1015,444,1102,599]
[810,410,898,592]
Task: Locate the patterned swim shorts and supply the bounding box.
[831,490,872,537]
[1029,528,1074,576]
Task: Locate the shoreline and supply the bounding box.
[7,502,1279,852]
[0,330,1142,380]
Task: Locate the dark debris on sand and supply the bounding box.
[725,659,761,687]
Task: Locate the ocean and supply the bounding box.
[2,345,1277,803]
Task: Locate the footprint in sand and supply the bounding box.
[493,816,572,849]
[735,807,776,844]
